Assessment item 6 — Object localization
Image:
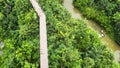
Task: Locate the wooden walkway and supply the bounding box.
[30,0,48,68]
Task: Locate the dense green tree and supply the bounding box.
[82,57,95,68]
[0,0,39,68]
[0,12,4,20]
[74,0,120,45]
[39,0,119,67]
[115,22,120,44]
[113,12,120,22]
[0,0,119,67]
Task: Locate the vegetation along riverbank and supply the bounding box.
[0,0,120,67]
[73,0,120,45]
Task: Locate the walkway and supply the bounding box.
[30,0,48,68]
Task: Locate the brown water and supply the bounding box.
[63,0,120,62]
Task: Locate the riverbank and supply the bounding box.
[62,0,120,62]
[73,0,120,45]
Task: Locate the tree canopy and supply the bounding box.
[0,0,119,68]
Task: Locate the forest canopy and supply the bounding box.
[0,0,120,68]
[74,0,120,45]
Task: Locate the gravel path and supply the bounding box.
[30,0,48,68]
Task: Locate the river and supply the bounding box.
[62,0,120,62]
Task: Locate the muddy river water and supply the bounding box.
[63,0,120,62]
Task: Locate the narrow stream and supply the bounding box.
[63,0,120,62]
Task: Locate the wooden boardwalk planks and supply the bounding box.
[29,0,48,68]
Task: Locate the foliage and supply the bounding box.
[0,0,39,68]
[114,22,120,44]
[0,0,119,68]
[82,57,95,68]
[38,0,119,67]
[74,0,120,45]
[113,12,120,22]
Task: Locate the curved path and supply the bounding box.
[30,0,48,68]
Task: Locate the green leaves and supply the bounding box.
[113,12,120,22]
[73,0,120,67]
[82,57,95,68]
[0,0,119,67]
[0,0,39,67]
[0,12,4,20]
[114,22,120,44]
[39,0,118,67]
[74,0,120,44]
[0,0,3,2]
